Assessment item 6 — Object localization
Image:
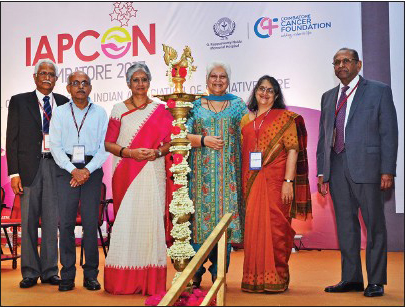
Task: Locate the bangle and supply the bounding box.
[284,179,294,183]
[119,147,126,157]
[201,135,205,147]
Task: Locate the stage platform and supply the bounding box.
[1,246,403,306]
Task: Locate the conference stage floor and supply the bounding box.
[1,246,403,306]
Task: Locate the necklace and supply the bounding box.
[208,99,228,113]
[253,107,272,150]
[131,97,150,110]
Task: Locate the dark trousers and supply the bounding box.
[20,158,59,279]
[191,242,232,279]
[56,167,103,280]
[329,151,387,284]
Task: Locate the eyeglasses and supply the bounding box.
[68,80,91,87]
[36,71,56,78]
[132,77,149,84]
[209,74,228,81]
[332,58,358,66]
[257,86,275,94]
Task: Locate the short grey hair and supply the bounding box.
[67,71,91,85]
[206,61,231,81]
[126,62,152,85]
[34,59,58,76]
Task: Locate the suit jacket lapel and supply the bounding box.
[347,76,367,124]
[327,85,340,129]
[54,93,65,107]
[27,91,42,129]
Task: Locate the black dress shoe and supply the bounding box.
[41,275,61,285]
[192,276,202,289]
[58,279,75,291]
[19,277,38,288]
[83,278,101,290]
[364,284,384,297]
[325,281,364,292]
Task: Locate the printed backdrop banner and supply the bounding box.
[1,2,368,248]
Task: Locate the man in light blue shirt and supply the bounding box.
[49,71,109,292]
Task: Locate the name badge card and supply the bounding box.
[71,145,85,164]
[43,134,50,152]
[250,152,262,170]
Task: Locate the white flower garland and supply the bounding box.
[170,189,193,207]
[175,100,194,108]
[172,118,187,125]
[172,272,182,285]
[187,57,194,80]
[171,221,192,240]
[167,60,174,87]
[169,144,192,152]
[171,129,188,140]
[173,173,188,186]
[170,159,191,174]
[166,103,196,270]
[167,240,196,261]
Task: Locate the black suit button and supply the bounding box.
[37,156,40,159]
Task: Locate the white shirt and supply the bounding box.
[318,74,360,177]
[337,75,360,139]
[36,90,55,126]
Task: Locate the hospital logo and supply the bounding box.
[254,17,279,38]
[213,17,236,40]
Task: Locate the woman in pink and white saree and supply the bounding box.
[103,63,173,295]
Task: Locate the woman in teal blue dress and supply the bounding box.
[186,61,247,287]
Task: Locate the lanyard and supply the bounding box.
[253,107,272,149]
[335,80,360,117]
[70,102,92,142]
[37,95,54,123]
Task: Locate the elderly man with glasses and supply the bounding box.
[317,48,398,297]
[6,59,69,288]
[49,71,109,291]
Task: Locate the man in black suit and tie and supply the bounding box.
[6,59,69,288]
[317,48,398,297]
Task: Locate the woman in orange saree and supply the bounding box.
[241,75,312,293]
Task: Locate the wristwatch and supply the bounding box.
[156,149,162,157]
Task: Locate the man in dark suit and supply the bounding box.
[317,48,398,297]
[6,59,69,288]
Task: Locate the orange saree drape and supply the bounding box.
[241,109,311,292]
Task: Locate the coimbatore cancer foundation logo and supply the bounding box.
[254,17,279,38]
[101,27,132,59]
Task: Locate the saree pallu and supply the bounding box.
[241,109,311,293]
[103,101,173,295]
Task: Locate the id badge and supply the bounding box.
[250,152,262,170]
[71,145,85,163]
[332,127,336,147]
[43,134,50,152]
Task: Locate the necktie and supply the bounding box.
[333,85,350,154]
[42,96,52,134]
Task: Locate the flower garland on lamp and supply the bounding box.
[166,99,196,285]
[150,44,212,306]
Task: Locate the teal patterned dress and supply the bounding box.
[186,96,248,244]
